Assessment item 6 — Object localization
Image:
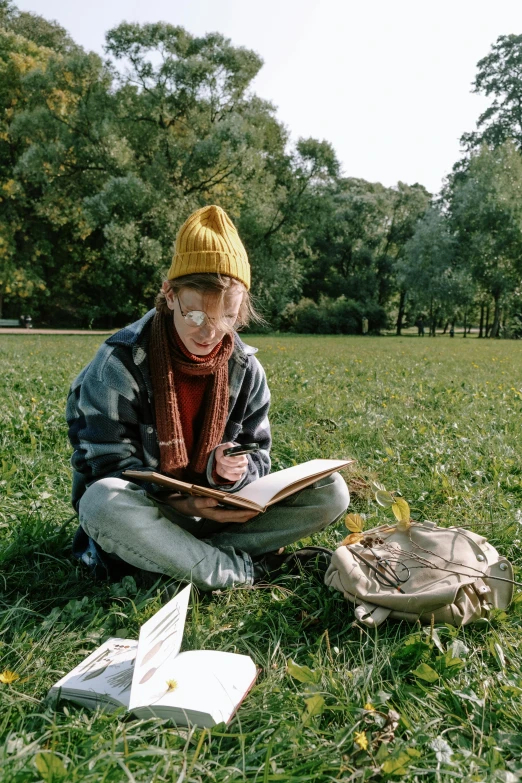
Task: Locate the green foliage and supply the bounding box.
[449,142,522,336]
[398,206,470,336]
[462,34,522,151]
[0,4,431,330]
[281,295,387,334]
[2,5,522,341]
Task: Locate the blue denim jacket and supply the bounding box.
[66,309,271,577]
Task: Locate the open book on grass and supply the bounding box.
[123,458,352,513]
[48,585,257,727]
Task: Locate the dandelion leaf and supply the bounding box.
[411,662,439,683]
[287,659,319,684]
[35,753,67,781]
[304,693,325,718]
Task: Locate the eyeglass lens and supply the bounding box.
[177,298,236,327]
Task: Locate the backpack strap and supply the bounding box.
[354,603,392,627]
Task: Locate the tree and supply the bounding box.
[450,142,522,337]
[0,24,56,317]
[239,137,341,323]
[1,0,77,53]
[378,182,431,334]
[398,207,463,336]
[1,17,293,324]
[297,178,430,333]
[461,35,522,151]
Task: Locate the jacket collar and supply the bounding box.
[106,309,257,367]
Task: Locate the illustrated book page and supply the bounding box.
[128,584,191,711]
[49,584,258,726]
[48,638,138,711]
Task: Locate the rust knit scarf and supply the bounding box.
[149,310,234,476]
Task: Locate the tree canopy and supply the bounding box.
[1,5,521,337]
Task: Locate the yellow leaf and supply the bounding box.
[354,731,369,751]
[0,670,19,684]
[363,702,375,711]
[342,533,364,545]
[345,513,364,533]
[391,497,410,522]
[392,498,411,531]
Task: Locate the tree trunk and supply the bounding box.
[0,289,3,319]
[463,308,467,337]
[442,321,449,334]
[485,304,490,337]
[478,302,484,338]
[396,290,406,336]
[490,295,501,338]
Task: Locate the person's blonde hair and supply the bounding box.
[155,273,264,331]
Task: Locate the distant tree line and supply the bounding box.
[1,1,522,335]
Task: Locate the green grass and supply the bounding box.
[1,333,522,782]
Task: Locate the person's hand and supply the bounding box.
[214,442,249,482]
[164,493,258,524]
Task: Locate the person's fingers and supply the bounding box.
[221,458,248,471]
[218,455,248,474]
[218,468,246,481]
[192,497,220,509]
[202,507,258,524]
[166,495,257,523]
[215,442,235,459]
[166,496,219,515]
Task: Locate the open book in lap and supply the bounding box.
[123,458,353,513]
[48,585,257,727]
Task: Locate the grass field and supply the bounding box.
[1,332,522,782]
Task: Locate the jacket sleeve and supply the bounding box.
[206,354,271,492]
[67,344,155,484]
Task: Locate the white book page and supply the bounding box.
[50,638,138,708]
[233,459,351,509]
[129,584,191,710]
[135,650,257,723]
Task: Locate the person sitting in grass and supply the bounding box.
[66,205,349,590]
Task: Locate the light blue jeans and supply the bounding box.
[78,473,349,591]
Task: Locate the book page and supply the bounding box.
[232,459,351,510]
[50,638,138,708]
[129,584,191,711]
[132,650,257,725]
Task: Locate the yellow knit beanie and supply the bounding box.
[167,205,251,290]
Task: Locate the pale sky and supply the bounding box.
[15,0,522,194]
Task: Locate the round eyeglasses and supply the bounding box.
[177,297,237,328]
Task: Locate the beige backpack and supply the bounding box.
[324,521,514,627]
